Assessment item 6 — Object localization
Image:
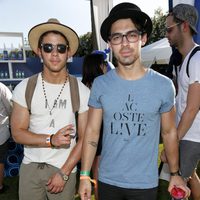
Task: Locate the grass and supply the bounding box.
[0,176,171,200]
[1,176,95,200]
[3,170,200,200]
[1,176,19,199]
[1,144,199,200]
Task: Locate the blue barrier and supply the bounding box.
[6,166,20,177]
[5,138,24,177]
[7,154,19,166]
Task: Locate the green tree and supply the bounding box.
[148,8,167,44]
[76,32,93,57]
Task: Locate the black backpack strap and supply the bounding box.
[186,46,200,77]
[25,73,39,114]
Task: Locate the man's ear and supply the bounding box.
[141,33,148,47]
[108,42,112,51]
[37,48,42,58]
[67,49,73,60]
[182,21,190,33]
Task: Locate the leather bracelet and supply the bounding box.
[170,170,181,176]
[45,135,51,147]
[50,134,55,147]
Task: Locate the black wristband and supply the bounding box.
[50,134,55,147]
[170,170,181,176]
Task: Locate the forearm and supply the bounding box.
[60,138,83,175]
[60,128,99,176]
[81,128,99,173]
[162,130,179,173]
[178,83,200,139]
[177,108,198,139]
[60,111,89,175]
[11,128,51,147]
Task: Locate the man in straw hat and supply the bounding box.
[79,3,190,200]
[11,18,90,200]
[165,3,200,200]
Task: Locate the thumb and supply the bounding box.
[46,178,51,186]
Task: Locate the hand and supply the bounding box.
[168,176,191,199]
[51,124,75,147]
[46,172,66,193]
[171,186,185,199]
[79,179,92,200]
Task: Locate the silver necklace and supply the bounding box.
[41,72,68,115]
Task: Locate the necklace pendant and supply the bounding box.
[42,72,67,117]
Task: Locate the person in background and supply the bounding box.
[79,2,190,200]
[82,52,107,200]
[167,47,183,93]
[166,3,200,200]
[82,53,107,88]
[0,82,12,194]
[11,18,90,200]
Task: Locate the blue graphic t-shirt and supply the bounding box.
[89,68,175,189]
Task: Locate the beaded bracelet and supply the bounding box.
[80,170,90,176]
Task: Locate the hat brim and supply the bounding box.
[191,26,198,34]
[100,9,152,42]
[28,22,79,56]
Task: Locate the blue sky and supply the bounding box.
[0,0,168,49]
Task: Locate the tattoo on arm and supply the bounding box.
[88,141,97,148]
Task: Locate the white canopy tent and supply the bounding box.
[141,38,172,67]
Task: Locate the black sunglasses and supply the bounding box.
[41,43,68,54]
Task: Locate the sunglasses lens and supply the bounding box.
[41,44,67,53]
[57,44,67,53]
[43,44,53,53]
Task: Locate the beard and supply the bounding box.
[117,54,140,70]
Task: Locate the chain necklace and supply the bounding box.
[41,72,68,115]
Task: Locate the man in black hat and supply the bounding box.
[79,2,190,200]
[11,19,90,200]
[166,3,200,200]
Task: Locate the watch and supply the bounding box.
[58,170,69,181]
[170,170,182,176]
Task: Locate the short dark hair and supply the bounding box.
[108,18,145,41]
[38,30,69,48]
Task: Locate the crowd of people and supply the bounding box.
[0,2,199,200]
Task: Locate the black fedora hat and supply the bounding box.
[100,2,152,42]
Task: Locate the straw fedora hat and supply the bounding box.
[28,18,79,56]
[100,3,152,42]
